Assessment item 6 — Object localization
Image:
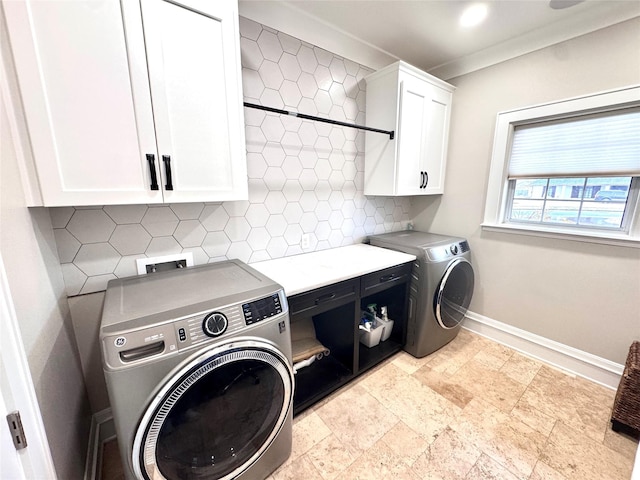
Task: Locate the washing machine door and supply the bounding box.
[133,340,294,480]
[434,258,474,329]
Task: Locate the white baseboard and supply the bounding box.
[84,408,114,480]
[462,310,624,390]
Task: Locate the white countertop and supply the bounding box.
[251,244,416,296]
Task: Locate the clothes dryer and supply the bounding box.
[100,260,293,480]
[368,230,474,357]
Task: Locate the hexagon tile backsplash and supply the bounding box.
[50,17,412,297]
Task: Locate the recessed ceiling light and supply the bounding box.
[549,0,585,9]
[460,3,488,28]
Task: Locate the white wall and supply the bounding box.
[412,18,640,365]
[1,6,90,478]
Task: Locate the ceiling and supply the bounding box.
[238,1,640,79]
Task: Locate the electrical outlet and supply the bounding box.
[301,233,311,249]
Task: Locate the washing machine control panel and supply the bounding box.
[242,293,283,325]
[174,304,245,349]
[172,290,286,350]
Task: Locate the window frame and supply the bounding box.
[482,85,640,248]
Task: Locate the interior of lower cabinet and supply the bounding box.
[291,302,356,415]
[357,282,407,373]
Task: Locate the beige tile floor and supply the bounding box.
[101,330,638,480]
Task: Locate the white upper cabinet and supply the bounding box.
[4,0,247,206]
[364,61,454,196]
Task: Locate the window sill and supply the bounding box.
[481,222,640,248]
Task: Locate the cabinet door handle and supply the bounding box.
[420,171,424,188]
[315,292,336,305]
[162,155,174,191]
[423,171,429,189]
[146,154,159,191]
[379,273,398,283]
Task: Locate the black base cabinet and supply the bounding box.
[287,262,412,415]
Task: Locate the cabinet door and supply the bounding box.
[395,77,451,195]
[139,0,248,203]
[421,84,452,195]
[4,0,161,206]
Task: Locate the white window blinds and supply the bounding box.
[508,108,640,178]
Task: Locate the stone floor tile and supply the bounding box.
[391,350,433,374]
[315,383,399,452]
[100,439,125,480]
[540,421,633,480]
[339,439,422,480]
[449,398,547,479]
[425,330,488,377]
[447,358,528,413]
[499,352,543,385]
[529,460,568,480]
[285,410,332,465]
[472,341,514,370]
[464,453,520,480]
[412,363,475,409]
[603,426,639,460]
[271,453,324,480]
[520,365,614,443]
[360,361,461,443]
[510,396,557,437]
[411,426,482,479]
[381,420,431,467]
[305,433,358,480]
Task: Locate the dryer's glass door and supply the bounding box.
[434,258,474,329]
[134,341,293,480]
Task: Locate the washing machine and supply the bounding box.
[368,230,475,358]
[100,260,294,480]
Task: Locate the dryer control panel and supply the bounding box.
[427,241,470,262]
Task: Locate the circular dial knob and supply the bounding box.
[450,244,459,255]
[202,312,228,337]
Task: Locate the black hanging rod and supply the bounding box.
[243,102,394,140]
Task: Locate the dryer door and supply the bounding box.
[434,258,474,329]
[133,340,293,480]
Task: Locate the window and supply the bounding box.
[483,86,640,247]
[508,177,632,229]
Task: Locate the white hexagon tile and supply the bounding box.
[49,17,412,297]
